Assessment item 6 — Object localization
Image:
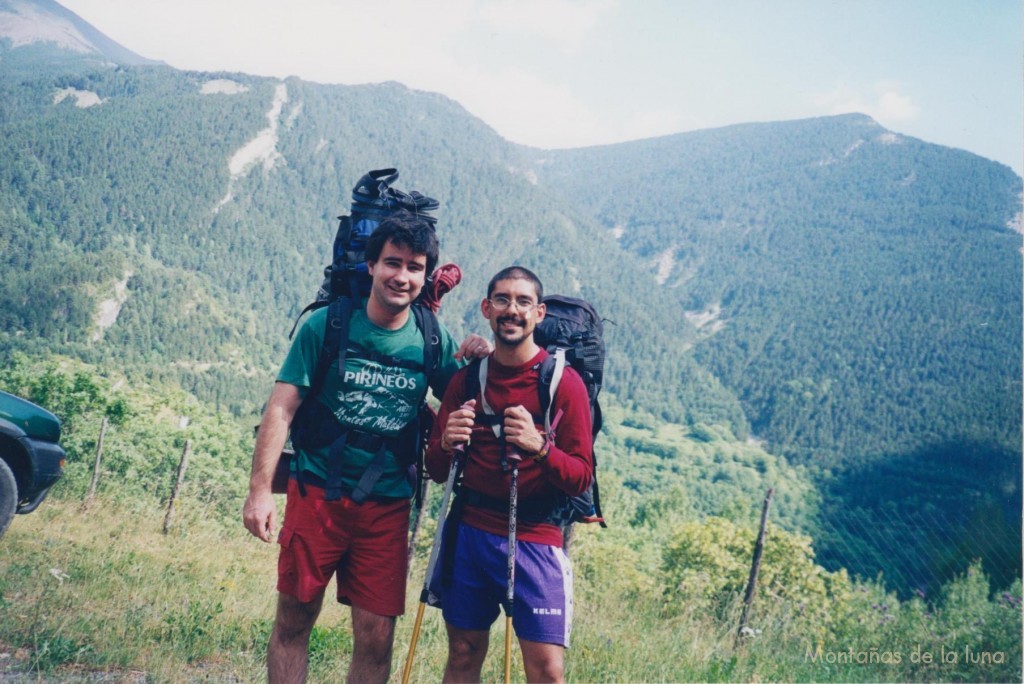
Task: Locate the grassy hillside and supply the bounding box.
[1,430,1020,681]
[1,357,1020,682]
[3,496,1019,683]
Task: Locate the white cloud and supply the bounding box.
[424,69,688,149]
[61,0,478,84]
[874,89,919,121]
[82,0,612,149]
[439,64,610,148]
[813,81,920,124]
[478,0,617,52]
[57,0,663,149]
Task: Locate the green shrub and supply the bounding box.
[660,516,851,638]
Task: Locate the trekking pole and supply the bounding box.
[406,476,430,576]
[504,462,519,684]
[401,443,464,684]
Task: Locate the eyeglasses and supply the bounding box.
[489,295,539,312]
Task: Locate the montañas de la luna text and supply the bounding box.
[805,645,1006,666]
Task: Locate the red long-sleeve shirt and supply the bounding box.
[425,349,593,546]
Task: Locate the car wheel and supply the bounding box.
[0,459,17,539]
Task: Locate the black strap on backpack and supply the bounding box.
[537,353,605,527]
[462,357,546,472]
[455,353,604,527]
[344,303,439,503]
[412,303,439,393]
[290,298,441,503]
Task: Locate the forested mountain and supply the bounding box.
[530,115,1022,468]
[1,0,1020,594]
[0,53,744,431]
[529,120,1023,588]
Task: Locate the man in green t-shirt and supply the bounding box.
[242,211,489,683]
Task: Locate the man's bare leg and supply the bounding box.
[519,638,565,683]
[268,591,324,684]
[442,623,490,683]
[347,605,397,684]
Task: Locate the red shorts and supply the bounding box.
[277,479,411,616]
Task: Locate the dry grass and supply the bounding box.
[2,496,1019,683]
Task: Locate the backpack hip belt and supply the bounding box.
[294,421,413,503]
[455,484,570,525]
[291,393,420,503]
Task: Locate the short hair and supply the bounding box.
[365,209,439,275]
[487,266,544,302]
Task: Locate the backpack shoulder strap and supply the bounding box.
[288,300,328,340]
[411,304,440,384]
[537,349,567,433]
[475,356,503,439]
[289,296,354,470]
[460,357,505,441]
[462,357,482,405]
[304,296,354,403]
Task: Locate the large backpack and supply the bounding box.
[461,294,607,530]
[534,295,607,528]
[291,168,454,327]
[281,169,460,503]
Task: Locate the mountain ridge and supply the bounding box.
[0,0,160,67]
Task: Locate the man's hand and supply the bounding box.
[443,399,477,451]
[242,488,278,543]
[503,405,545,457]
[455,333,492,361]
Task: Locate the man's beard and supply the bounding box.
[495,314,528,345]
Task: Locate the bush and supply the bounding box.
[660,516,850,636]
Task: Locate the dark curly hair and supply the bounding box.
[365,209,439,276]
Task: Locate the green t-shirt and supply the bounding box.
[278,305,462,499]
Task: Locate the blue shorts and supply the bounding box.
[430,521,574,647]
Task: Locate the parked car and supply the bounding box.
[0,390,66,537]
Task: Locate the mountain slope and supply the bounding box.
[0,0,158,67]
[528,117,1023,588]
[529,115,1022,469]
[0,62,746,429]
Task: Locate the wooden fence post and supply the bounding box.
[736,487,774,648]
[82,416,107,509]
[163,440,191,534]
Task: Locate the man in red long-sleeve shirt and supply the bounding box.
[425,266,593,684]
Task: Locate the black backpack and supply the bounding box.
[534,295,607,528]
[461,294,607,529]
[311,168,439,305]
[282,169,459,503]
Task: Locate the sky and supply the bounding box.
[58,0,1023,176]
